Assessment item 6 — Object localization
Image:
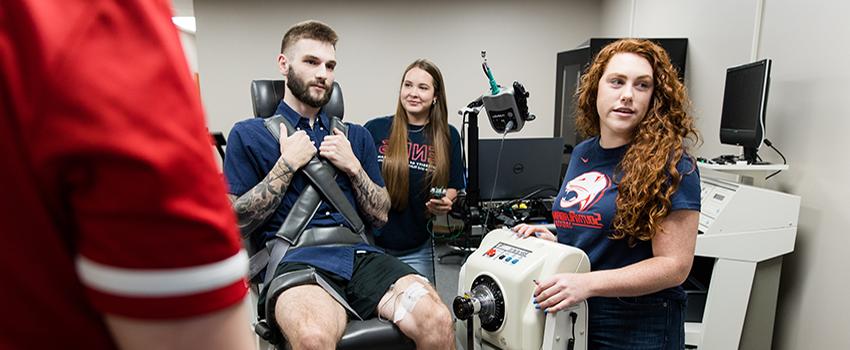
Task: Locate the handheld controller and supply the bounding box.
[430,187,447,200]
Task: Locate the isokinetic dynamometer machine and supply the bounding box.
[453,229,590,350]
[451,53,588,350]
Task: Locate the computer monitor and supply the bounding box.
[478,137,564,201]
[719,59,772,164]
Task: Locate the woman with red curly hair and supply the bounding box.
[514,39,701,349]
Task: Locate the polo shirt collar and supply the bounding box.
[275,100,330,130]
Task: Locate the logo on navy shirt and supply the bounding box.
[560,171,609,211]
[554,171,610,229]
[377,139,433,171]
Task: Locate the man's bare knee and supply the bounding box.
[414,302,454,349]
[289,327,336,350]
[274,285,346,349]
[387,276,455,349]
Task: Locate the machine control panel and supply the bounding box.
[698,180,737,234]
[483,242,532,265]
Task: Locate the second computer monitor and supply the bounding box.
[719,59,772,163]
[478,137,564,201]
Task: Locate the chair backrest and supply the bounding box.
[250,80,344,119]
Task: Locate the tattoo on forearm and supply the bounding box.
[350,168,390,227]
[232,160,294,237]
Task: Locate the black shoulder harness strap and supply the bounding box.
[247,115,369,285]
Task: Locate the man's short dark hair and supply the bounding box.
[280,20,338,54]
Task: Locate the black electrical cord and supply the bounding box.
[516,185,558,202]
[458,99,481,190]
[763,139,787,180]
[481,121,514,230]
[495,185,558,222]
[460,110,467,181]
[567,311,577,350]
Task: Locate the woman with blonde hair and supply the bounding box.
[365,59,464,283]
[514,39,701,349]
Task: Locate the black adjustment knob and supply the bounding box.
[453,296,474,320]
[254,321,273,339]
[254,321,281,344]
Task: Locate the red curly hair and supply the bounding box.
[575,39,700,245]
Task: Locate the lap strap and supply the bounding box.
[251,226,369,283]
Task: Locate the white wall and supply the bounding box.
[194,0,600,138]
[758,1,850,348]
[177,30,198,74]
[600,0,850,348]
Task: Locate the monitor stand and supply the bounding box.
[743,146,759,164]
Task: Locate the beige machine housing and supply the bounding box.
[456,228,590,350]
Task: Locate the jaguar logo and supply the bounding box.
[560,171,610,211]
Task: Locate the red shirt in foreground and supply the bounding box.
[0,1,247,348]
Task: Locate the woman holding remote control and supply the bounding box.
[365,59,465,284]
[514,39,701,349]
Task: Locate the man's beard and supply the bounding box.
[287,69,332,108]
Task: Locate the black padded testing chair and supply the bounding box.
[248,80,415,350]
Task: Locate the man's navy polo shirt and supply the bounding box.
[224,101,384,280]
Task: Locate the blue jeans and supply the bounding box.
[588,296,686,350]
[383,240,435,284]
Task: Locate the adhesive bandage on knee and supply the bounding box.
[392,281,429,323]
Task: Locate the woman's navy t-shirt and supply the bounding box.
[365,116,465,251]
[553,137,701,300]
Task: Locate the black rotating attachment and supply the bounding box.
[512,81,534,122]
[452,275,506,332]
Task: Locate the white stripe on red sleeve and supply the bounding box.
[76,250,248,297]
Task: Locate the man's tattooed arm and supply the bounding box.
[349,167,390,228]
[229,160,295,237]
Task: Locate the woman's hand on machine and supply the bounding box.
[532,273,591,314]
[512,224,556,242]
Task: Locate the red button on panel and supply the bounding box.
[486,249,497,257]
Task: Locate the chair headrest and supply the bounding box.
[324,81,344,120]
[250,80,284,118]
[250,80,344,120]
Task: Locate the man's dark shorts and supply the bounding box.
[258,251,419,319]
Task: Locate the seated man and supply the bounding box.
[224,20,454,350]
